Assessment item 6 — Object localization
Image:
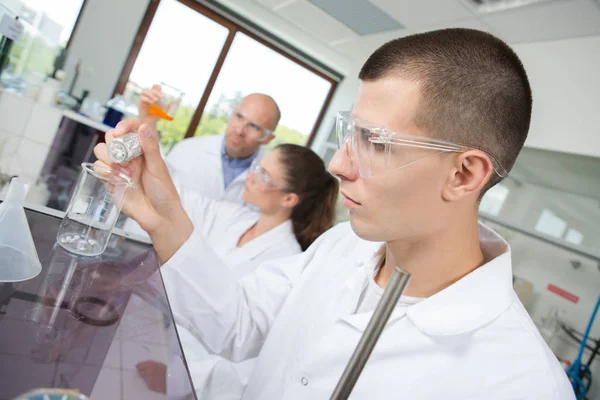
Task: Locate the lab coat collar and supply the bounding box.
[237,219,297,261]
[344,223,514,336]
[406,222,513,336]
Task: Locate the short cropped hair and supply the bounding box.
[359,28,532,188]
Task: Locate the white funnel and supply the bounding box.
[0,178,42,282]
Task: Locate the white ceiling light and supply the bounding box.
[462,0,562,13]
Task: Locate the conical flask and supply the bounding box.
[0,177,42,282]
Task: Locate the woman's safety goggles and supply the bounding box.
[336,112,508,179]
[248,158,284,191]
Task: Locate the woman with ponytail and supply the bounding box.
[93,122,339,399]
[278,143,339,250]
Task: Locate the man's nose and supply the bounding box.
[328,144,359,182]
[235,124,246,136]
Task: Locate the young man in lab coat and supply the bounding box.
[139,89,280,202]
[100,28,575,399]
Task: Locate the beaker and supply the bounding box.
[147,82,184,121]
[57,163,133,256]
[13,388,90,400]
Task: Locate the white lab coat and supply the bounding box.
[166,188,302,399]
[161,222,575,399]
[167,134,253,203]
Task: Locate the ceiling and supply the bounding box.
[251,0,600,62]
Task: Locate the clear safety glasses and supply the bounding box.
[231,111,273,142]
[248,158,284,191]
[336,112,508,179]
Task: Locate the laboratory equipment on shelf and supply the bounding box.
[0,177,42,282]
[57,163,132,256]
[103,94,128,127]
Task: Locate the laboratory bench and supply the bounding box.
[0,205,196,399]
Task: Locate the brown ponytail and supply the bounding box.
[277,144,339,251]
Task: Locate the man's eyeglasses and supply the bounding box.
[232,111,273,142]
[336,112,508,179]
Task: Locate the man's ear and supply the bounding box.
[261,134,275,146]
[442,150,493,202]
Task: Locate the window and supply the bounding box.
[125,0,230,144]
[115,0,338,148]
[194,33,333,148]
[1,0,85,85]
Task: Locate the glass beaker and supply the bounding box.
[13,388,90,400]
[57,163,133,256]
[147,82,184,121]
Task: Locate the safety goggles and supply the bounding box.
[336,112,508,179]
[231,111,273,142]
[248,158,284,191]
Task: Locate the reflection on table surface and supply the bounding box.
[0,208,195,400]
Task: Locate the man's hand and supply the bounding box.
[93,119,193,263]
[138,84,163,127]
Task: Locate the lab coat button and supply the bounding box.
[301,377,308,386]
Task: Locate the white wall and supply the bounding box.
[513,35,600,158]
[63,0,151,103]
[311,60,361,155]
[0,91,63,207]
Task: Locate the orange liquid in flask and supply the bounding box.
[148,104,174,121]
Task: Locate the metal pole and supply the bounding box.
[330,266,411,400]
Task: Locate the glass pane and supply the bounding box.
[126,0,230,143]
[194,33,332,147]
[3,0,84,86]
[479,148,600,259]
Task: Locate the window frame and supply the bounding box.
[112,0,339,145]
